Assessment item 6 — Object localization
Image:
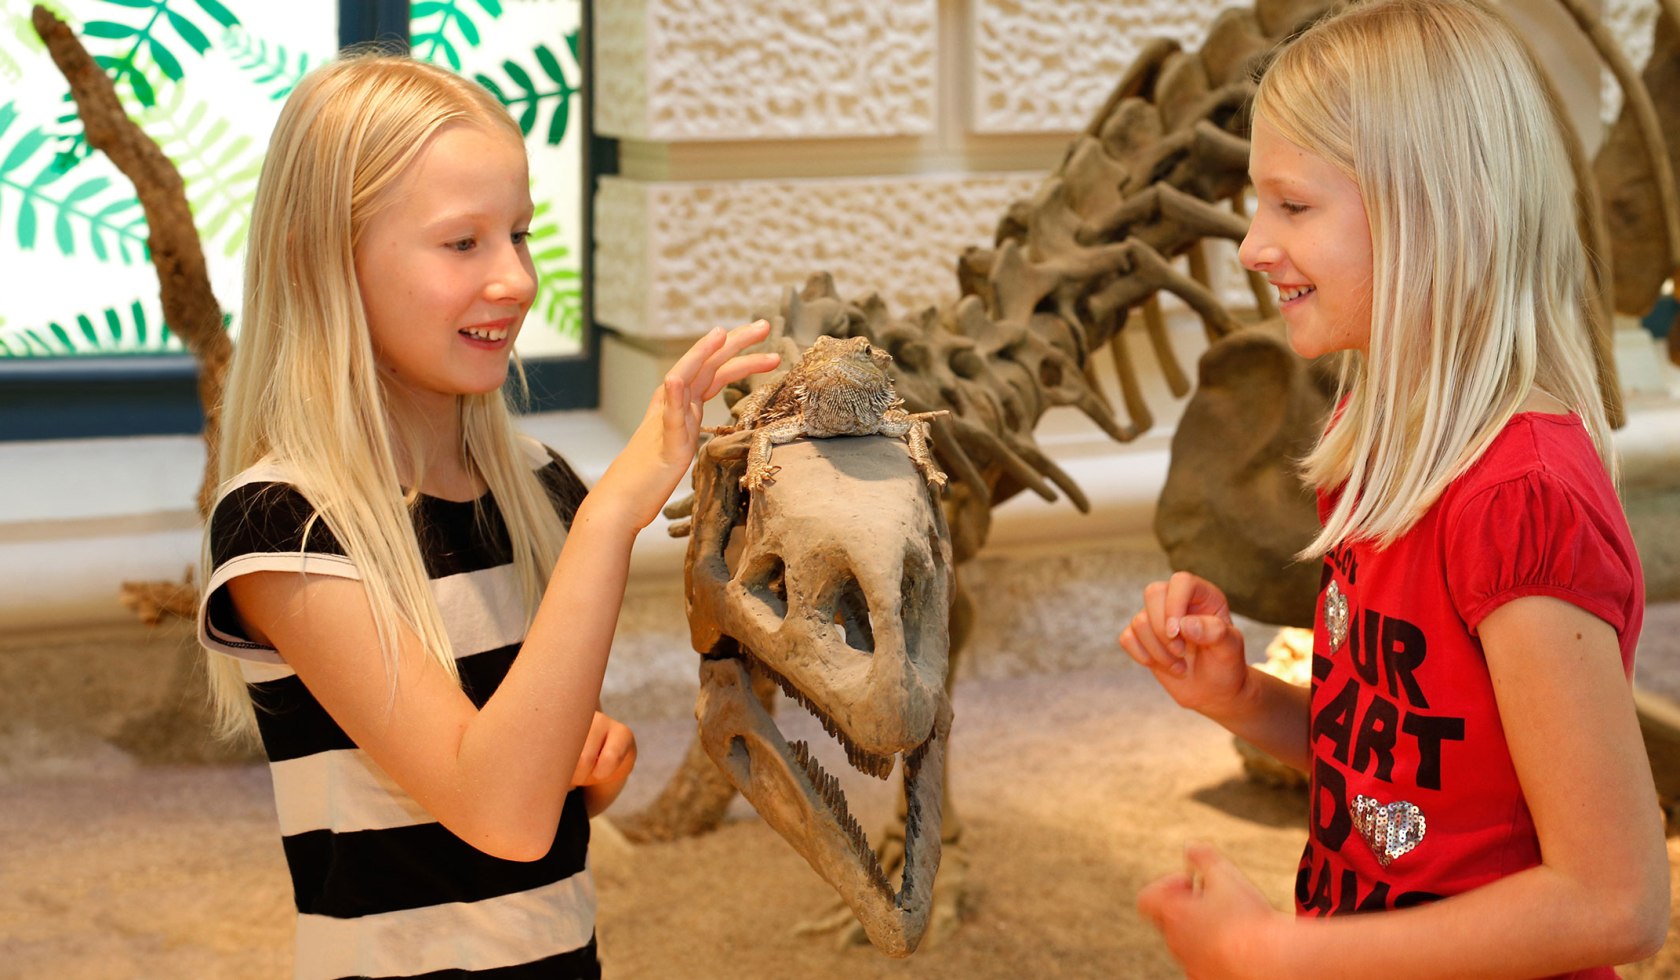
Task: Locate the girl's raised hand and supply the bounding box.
[593,319,779,529]
[656,317,778,463]
[1118,571,1250,718]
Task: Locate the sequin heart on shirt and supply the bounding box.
[1351,794,1427,867]
[1323,579,1350,651]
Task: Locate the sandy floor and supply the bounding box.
[5,628,1680,978]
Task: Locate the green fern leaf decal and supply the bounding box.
[54,175,111,254]
[76,0,242,108]
[82,20,143,41]
[135,84,262,258]
[528,201,582,341]
[411,0,502,71]
[0,323,70,357]
[222,26,314,100]
[475,40,578,146]
[0,300,185,358]
[192,0,239,29]
[147,32,184,80]
[164,7,212,53]
[0,105,48,173]
[0,49,20,87]
[0,102,148,263]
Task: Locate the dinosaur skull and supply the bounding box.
[684,429,953,957]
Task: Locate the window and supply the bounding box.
[0,0,596,441]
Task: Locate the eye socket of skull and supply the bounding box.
[737,549,789,622]
[827,578,875,654]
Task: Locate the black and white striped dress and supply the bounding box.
[198,444,600,979]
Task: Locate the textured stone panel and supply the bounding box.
[968,0,1229,135]
[595,172,1042,339]
[1600,0,1660,124]
[593,0,937,141]
[592,0,650,142]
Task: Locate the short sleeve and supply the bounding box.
[197,477,361,662]
[1445,468,1637,636]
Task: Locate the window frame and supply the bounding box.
[0,0,602,442]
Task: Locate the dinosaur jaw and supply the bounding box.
[696,652,949,958]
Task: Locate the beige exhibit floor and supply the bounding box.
[5,606,1680,978]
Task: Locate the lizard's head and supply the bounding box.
[801,335,898,399]
[682,430,952,957]
[809,334,892,367]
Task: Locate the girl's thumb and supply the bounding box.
[1179,615,1224,645]
[1184,841,1234,891]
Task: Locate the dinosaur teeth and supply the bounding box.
[744,652,910,896]
[788,734,880,881]
[749,653,897,780]
[897,730,934,909]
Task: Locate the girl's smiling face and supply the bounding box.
[354,121,536,417]
[1238,115,1375,360]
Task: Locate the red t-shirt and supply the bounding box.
[1297,412,1643,979]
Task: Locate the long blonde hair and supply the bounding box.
[206,54,568,740]
[1259,0,1616,558]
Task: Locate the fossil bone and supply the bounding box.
[683,422,953,955]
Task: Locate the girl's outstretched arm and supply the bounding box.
[229,319,778,861]
[1120,571,1313,771]
[1140,595,1670,979]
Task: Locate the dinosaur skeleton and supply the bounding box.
[623,1,1341,955]
[624,0,1680,957]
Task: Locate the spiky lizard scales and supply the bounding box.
[711,335,950,493]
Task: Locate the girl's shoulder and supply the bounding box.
[1442,411,1619,532]
[206,458,343,567]
[200,459,357,661]
[1440,412,1641,645]
[216,456,304,503]
[1452,411,1600,501]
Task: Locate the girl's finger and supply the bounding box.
[1179,614,1229,647]
[666,327,729,393]
[1118,624,1151,668]
[1128,610,1185,675]
[659,377,688,445]
[1170,571,1229,623]
[703,352,781,400]
[1136,870,1195,927]
[592,725,636,782]
[1164,571,1200,626]
[590,743,624,783]
[686,320,769,393]
[572,720,607,785]
[1143,581,1184,656]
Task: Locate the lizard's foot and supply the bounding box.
[739,464,780,492]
